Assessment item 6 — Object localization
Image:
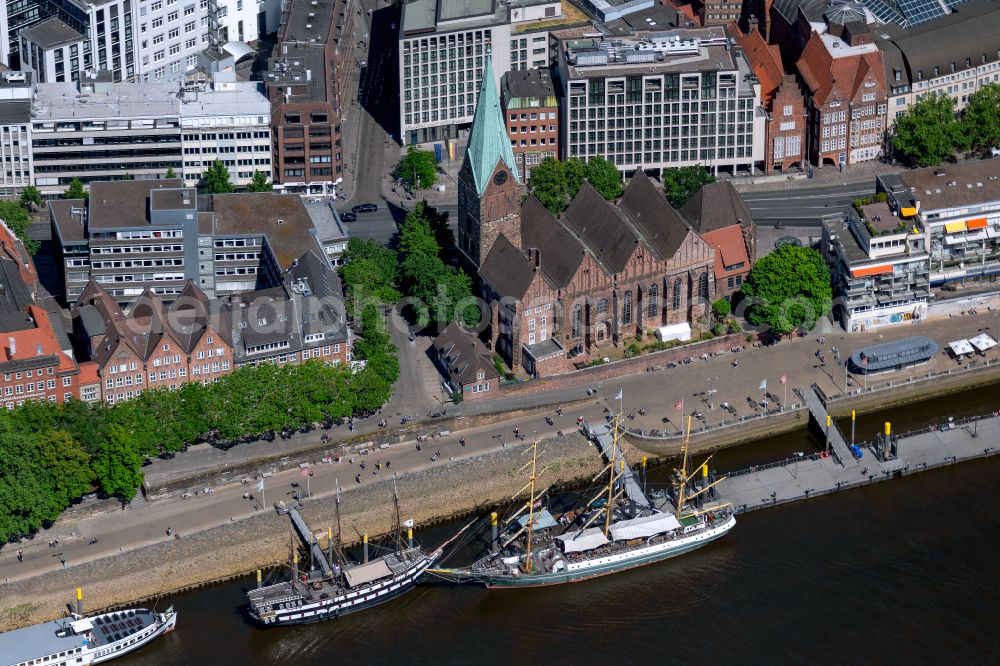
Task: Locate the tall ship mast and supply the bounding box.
[0,589,177,666]
[432,415,735,588]
[246,480,468,627]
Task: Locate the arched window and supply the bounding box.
[672,278,682,310]
[699,272,710,302]
[647,283,658,319]
[571,305,582,338]
[596,298,609,315]
[622,290,632,325]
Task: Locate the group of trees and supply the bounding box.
[0,198,40,255]
[396,146,439,191]
[662,166,715,208]
[200,159,273,194]
[891,83,1000,167]
[0,355,403,542]
[741,245,832,336]
[528,156,623,212]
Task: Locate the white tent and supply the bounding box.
[344,559,393,587]
[969,333,998,353]
[556,527,609,554]
[948,339,974,356]
[609,513,682,541]
[655,323,692,342]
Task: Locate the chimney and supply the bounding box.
[8,336,14,357]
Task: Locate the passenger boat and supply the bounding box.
[0,589,176,666]
[432,415,735,588]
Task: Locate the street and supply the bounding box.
[740,182,875,227]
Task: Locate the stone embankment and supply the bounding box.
[0,432,616,632]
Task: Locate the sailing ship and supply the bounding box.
[247,480,467,627]
[0,588,176,666]
[432,415,735,588]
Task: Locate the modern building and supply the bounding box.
[822,204,930,332]
[264,0,355,194]
[398,0,575,146]
[879,160,1000,286]
[878,0,1000,125]
[134,0,209,83]
[557,27,766,177]
[459,60,717,375]
[29,74,269,194]
[500,67,558,179]
[18,17,86,83]
[303,197,351,266]
[49,179,324,305]
[0,70,34,195]
[431,321,501,401]
[796,29,887,167]
[736,27,806,174]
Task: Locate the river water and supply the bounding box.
[119,390,1000,665]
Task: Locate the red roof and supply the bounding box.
[1,305,77,374]
[78,361,100,385]
[796,32,885,107]
[701,225,751,279]
[737,29,784,104]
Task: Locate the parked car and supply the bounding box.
[352,202,378,213]
[341,211,357,222]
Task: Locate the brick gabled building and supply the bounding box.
[737,28,806,173]
[681,181,756,298]
[797,30,887,167]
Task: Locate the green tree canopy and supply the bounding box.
[585,155,623,200]
[0,200,39,254]
[527,157,567,213]
[200,160,235,194]
[962,83,1000,156]
[91,423,145,502]
[64,177,87,200]
[891,95,966,167]
[397,145,438,190]
[165,167,177,179]
[741,245,832,336]
[245,170,273,192]
[19,185,42,210]
[399,206,442,258]
[340,237,401,311]
[712,298,731,320]
[662,166,715,208]
[564,158,588,200]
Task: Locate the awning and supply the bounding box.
[948,339,974,356]
[609,512,682,541]
[222,41,256,62]
[901,207,918,217]
[945,221,968,233]
[969,333,998,352]
[851,264,892,278]
[517,509,557,531]
[655,323,692,342]
[343,559,393,587]
[966,231,988,242]
[966,218,988,230]
[70,619,94,633]
[556,527,609,553]
[987,228,1000,239]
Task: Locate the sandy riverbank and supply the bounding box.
[0,432,618,632]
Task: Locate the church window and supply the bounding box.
[571,305,582,338]
[699,272,710,302]
[596,298,608,315]
[622,290,632,325]
[673,278,682,309]
[647,284,658,319]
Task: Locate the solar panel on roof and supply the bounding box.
[861,0,971,26]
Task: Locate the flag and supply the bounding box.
[256,479,264,494]
[779,375,787,385]
[759,378,767,390]
[532,498,543,509]
[674,398,683,411]
[403,519,414,528]
[615,389,623,400]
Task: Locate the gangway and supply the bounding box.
[588,424,651,509]
[289,506,333,578]
[800,385,854,466]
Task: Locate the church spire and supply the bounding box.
[465,53,521,196]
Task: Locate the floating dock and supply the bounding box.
[718,414,1000,514]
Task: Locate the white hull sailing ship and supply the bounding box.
[434,416,735,588]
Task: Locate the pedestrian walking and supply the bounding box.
[16,550,22,562]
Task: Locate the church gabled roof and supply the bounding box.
[465,54,520,196]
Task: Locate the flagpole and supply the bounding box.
[783,378,787,413]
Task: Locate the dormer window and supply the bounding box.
[477,370,485,380]
[933,67,939,77]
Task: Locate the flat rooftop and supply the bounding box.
[265,43,328,104]
[207,193,320,269]
[20,18,84,50]
[819,31,879,57]
[32,82,181,120]
[88,179,185,230]
[178,81,270,118]
[150,188,198,211]
[900,160,1000,212]
[502,67,556,102]
[402,0,509,35]
[562,27,740,78]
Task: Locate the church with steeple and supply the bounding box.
[453,56,729,376]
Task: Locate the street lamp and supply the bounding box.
[706,376,718,410]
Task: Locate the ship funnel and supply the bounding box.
[490,512,499,553]
[884,422,891,436]
[76,587,83,616]
[363,534,369,563]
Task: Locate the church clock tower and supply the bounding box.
[457,54,522,268]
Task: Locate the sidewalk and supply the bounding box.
[732,159,898,192]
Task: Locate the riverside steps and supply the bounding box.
[800,384,855,466]
[718,414,1000,514]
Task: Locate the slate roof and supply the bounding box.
[518,196,583,290]
[20,18,84,49]
[432,321,498,386]
[618,170,691,261]
[0,258,34,314]
[560,182,637,274]
[681,181,754,233]
[284,250,349,343]
[465,54,520,196]
[168,281,213,352]
[479,234,536,299]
